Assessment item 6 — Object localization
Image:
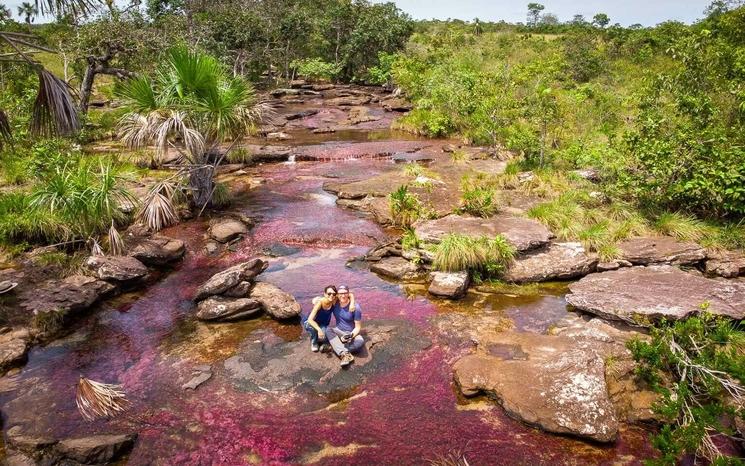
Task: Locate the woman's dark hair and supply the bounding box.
[324,285,338,295]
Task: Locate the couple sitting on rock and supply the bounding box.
[302,285,364,367]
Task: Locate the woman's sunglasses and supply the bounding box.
[325,291,337,296]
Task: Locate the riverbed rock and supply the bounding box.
[618,236,706,266]
[453,332,619,443]
[0,328,31,373]
[705,250,745,278]
[19,275,116,315]
[83,255,148,282]
[249,282,302,319]
[428,272,469,299]
[57,434,136,464]
[503,242,598,283]
[6,426,57,458]
[566,265,745,324]
[196,296,263,321]
[224,320,430,395]
[369,256,424,281]
[223,281,253,298]
[382,97,412,112]
[327,95,371,107]
[209,218,249,243]
[413,214,553,252]
[129,236,186,266]
[194,259,268,301]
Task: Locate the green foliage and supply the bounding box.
[460,174,499,217]
[389,185,420,227]
[401,228,419,251]
[653,212,707,242]
[290,58,341,82]
[627,312,745,464]
[433,233,514,277]
[211,182,231,208]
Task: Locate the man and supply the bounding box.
[326,285,364,367]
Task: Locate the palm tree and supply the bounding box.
[17,2,38,27]
[0,4,12,22]
[117,47,266,211]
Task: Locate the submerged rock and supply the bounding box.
[249,282,302,319]
[194,259,268,301]
[503,242,598,283]
[209,218,250,243]
[413,214,553,252]
[83,256,148,282]
[224,320,430,395]
[129,236,186,266]
[453,332,619,443]
[567,265,745,324]
[618,236,706,266]
[196,296,263,321]
[428,271,469,299]
[369,256,424,281]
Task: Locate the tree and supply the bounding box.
[527,3,544,27]
[592,13,610,28]
[571,14,586,25]
[17,2,39,27]
[473,17,483,36]
[0,4,12,22]
[539,12,559,26]
[528,82,558,166]
[117,48,266,210]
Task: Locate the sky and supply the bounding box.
[3,0,715,26]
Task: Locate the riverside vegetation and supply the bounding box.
[0,1,744,464]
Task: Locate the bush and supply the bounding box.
[389,185,420,227]
[290,58,341,82]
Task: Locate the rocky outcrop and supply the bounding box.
[567,265,745,324]
[0,328,31,373]
[453,332,619,443]
[413,214,553,252]
[129,236,186,266]
[618,236,706,266]
[705,250,745,278]
[248,282,302,319]
[194,259,268,301]
[503,242,598,283]
[196,296,263,321]
[224,320,430,395]
[370,256,425,281]
[209,218,250,243]
[19,275,115,315]
[83,256,148,282]
[428,271,469,299]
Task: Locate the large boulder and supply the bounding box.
[196,296,263,321]
[56,434,136,464]
[369,256,424,281]
[83,256,148,282]
[130,236,185,266]
[567,265,745,324]
[249,282,301,319]
[618,236,706,266]
[503,242,598,283]
[413,214,553,252]
[0,328,31,373]
[705,250,745,278]
[19,275,116,315]
[428,271,469,299]
[194,259,268,301]
[209,218,249,243]
[224,320,430,395]
[453,332,619,443]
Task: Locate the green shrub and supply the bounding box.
[290,58,341,82]
[389,185,420,227]
[401,228,419,251]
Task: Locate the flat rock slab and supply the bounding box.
[567,265,745,324]
[224,320,430,395]
[369,256,424,281]
[428,272,469,299]
[323,173,409,200]
[57,434,136,464]
[250,282,302,319]
[83,256,148,282]
[414,214,553,252]
[196,297,263,322]
[194,259,268,301]
[19,275,115,315]
[453,332,618,443]
[504,242,598,283]
[618,236,706,266]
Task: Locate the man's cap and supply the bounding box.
[337,285,350,293]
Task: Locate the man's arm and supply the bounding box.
[351,304,362,338]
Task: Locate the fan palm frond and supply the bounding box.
[137,181,179,231]
[90,237,104,256]
[107,221,125,255]
[35,0,98,17]
[76,376,128,422]
[31,69,81,137]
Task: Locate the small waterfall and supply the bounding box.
[285,154,296,165]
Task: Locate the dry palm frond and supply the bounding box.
[137,181,179,231]
[107,221,125,256]
[35,0,98,16]
[90,237,104,256]
[76,376,129,422]
[31,69,81,138]
[0,109,11,149]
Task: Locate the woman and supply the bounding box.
[304,285,337,352]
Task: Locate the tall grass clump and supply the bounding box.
[0,192,68,244]
[460,174,499,218]
[389,185,420,227]
[653,212,707,242]
[433,233,514,277]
